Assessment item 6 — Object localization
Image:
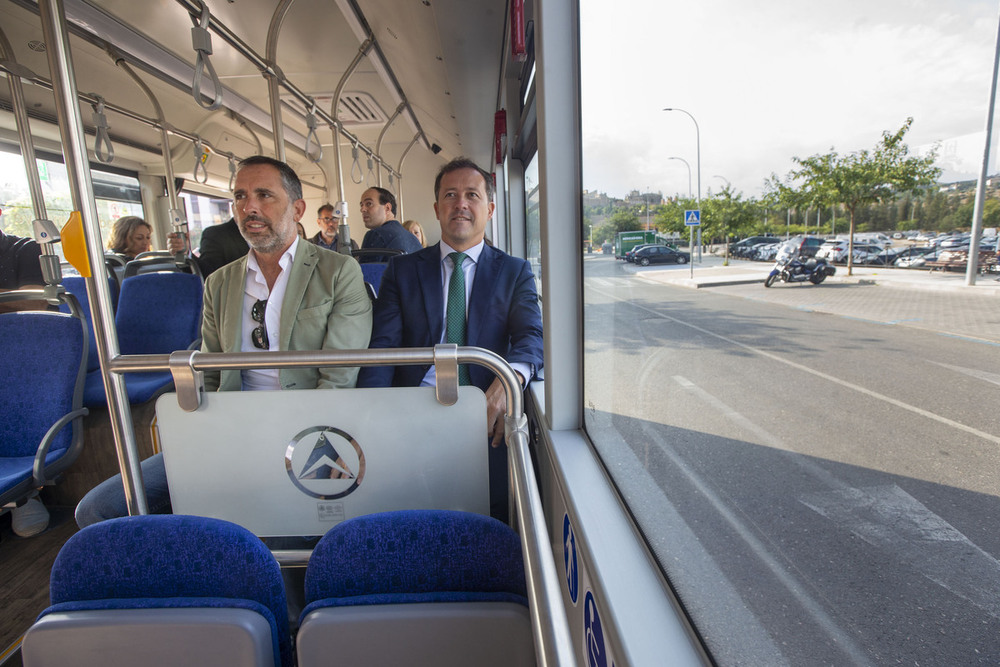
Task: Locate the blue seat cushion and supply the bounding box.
[0,450,70,497]
[83,370,173,408]
[304,510,527,604]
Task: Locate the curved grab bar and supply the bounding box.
[106,344,576,665]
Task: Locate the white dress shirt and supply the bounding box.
[241,237,299,390]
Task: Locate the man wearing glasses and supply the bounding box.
[75,156,372,527]
[308,203,358,254]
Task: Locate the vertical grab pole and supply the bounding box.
[375,103,405,188]
[265,0,295,162]
[113,57,188,258]
[37,0,148,515]
[395,133,420,222]
[0,26,61,286]
[0,28,47,223]
[330,38,374,254]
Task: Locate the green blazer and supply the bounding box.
[200,240,372,391]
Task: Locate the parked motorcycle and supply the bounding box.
[764,240,836,287]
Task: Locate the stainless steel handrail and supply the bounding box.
[107,344,574,666]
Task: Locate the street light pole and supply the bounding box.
[667,156,693,198]
[714,175,731,265]
[665,107,701,261]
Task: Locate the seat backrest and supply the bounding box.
[298,510,534,667]
[123,252,202,280]
[359,262,388,294]
[61,275,119,372]
[24,514,291,667]
[0,310,85,460]
[116,272,203,355]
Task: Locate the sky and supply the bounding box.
[580,0,1000,200]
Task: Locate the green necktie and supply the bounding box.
[446,252,471,385]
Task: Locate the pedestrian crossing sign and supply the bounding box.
[684,210,701,226]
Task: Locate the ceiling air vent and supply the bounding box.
[280,91,388,128]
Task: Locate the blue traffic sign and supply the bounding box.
[684,210,701,226]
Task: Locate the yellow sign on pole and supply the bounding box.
[60,211,91,277]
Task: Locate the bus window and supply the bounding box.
[178,191,231,253]
[0,149,143,257]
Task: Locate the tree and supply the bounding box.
[775,118,941,274]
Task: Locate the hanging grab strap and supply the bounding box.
[350,141,363,184]
[191,1,223,111]
[366,154,375,187]
[305,101,323,163]
[228,155,237,191]
[193,136,209,184]
[91,96,114,163]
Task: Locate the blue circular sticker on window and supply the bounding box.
[563,514,579,604]
[584,590,607,667]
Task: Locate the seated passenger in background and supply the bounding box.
[75,155,373,528]
[359,187,422,261]
[310,203,358,253]
[358,157,543,521]
[296,221,308,239]
[107,215,152,260]
[403,219,427,248]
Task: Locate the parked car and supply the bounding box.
[783,235,825,258]
[851,244,886,263]
[896,247,940,268]
[625,243,657,263]
[816,240,849,262]
[633,245,690,266]
[730,236,778,258]
[751,242,782,261]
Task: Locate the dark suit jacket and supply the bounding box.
[196,218,249,276]
[357,243,543,391]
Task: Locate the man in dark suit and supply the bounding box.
[358,186,422,262]
[169,217,249,276]
[358,157,543,520]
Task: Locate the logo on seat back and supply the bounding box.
[284,426,365,499]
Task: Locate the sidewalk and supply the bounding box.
[636,258,1000,297]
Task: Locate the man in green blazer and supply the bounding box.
[75,155,372,527]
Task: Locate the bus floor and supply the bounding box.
[0,401,159,666]
[0,501,77,667]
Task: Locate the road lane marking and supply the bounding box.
[647,376,873,663]
[801,485,1000,619]
[673,375,1000,641]
[618,295,1000,446]
[930,362,1000,387]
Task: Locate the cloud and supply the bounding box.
[580,0,997,198]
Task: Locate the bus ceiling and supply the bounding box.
[1,0,508,172]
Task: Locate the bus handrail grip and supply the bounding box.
[507,414,576,666]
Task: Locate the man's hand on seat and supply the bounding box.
[484,372,524,448]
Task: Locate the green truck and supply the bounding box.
[614,230,658,260]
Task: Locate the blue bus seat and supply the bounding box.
[22,514,291,667]
[360,262,388,295]
[297,510,534,667]
[0,308,88,510]
[60,275,119,374]
[82,271,203,407]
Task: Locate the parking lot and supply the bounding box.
[611,253,1000,344]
